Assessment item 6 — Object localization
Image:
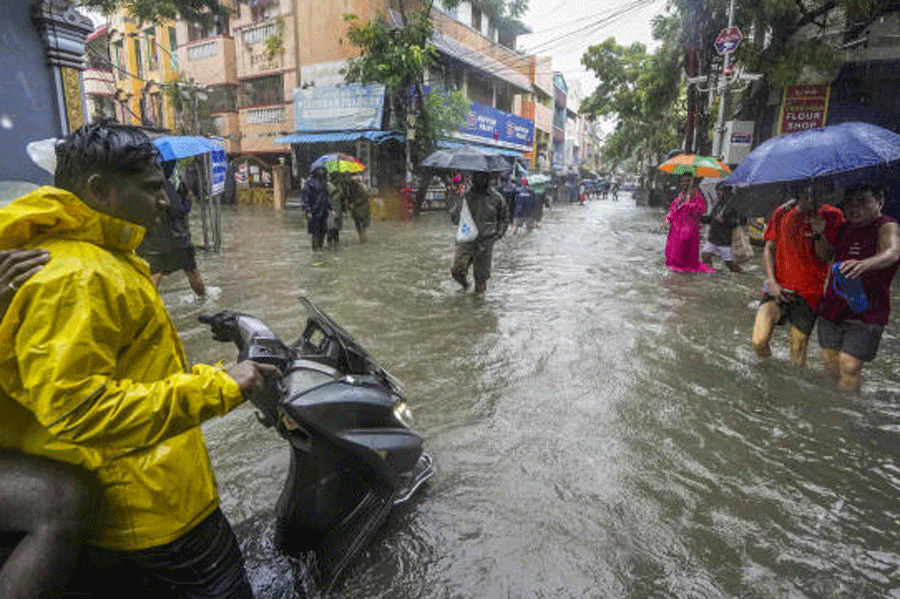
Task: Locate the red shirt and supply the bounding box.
[763,202,845,310]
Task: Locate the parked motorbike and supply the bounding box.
[199,297,434,593]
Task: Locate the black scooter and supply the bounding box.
[199,298,434,593]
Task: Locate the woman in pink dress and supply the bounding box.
[664,174,715,273]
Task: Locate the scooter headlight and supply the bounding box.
[393,401,414,428]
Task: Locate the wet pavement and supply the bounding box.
[158,193,900,598]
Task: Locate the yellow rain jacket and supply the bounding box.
[0,186,244,550]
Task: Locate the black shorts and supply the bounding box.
[760,293,817,336]
[817,317,884,362]
[145,246,198,275]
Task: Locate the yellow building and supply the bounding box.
[104,13,180,130]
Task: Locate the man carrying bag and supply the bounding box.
[449,172,507,293]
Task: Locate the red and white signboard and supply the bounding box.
[714,27,742,55]
[779,84,830,134]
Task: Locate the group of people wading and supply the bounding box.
[663,172,900,393]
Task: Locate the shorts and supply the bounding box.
[817,317,884,362]
[145,246,197,275]
[760,293,817,336]
[353,214,370,230]
[701,241,733,262]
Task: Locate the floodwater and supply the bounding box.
[160,194,900,598]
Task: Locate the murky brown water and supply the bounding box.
[159,194,900,598]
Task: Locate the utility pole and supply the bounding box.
[712,0,736,160]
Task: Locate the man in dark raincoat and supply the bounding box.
[449,171,507,293]
[301,167,331,251]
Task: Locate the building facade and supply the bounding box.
[88,0,545,194]
[105,13,180,130]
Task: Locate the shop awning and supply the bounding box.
[438,140,525,157]
[274,130,404,145]
[432,33,532,94]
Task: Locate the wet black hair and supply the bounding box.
[54,119,160,195]
[844,182,883,201]
[162,160,176,180]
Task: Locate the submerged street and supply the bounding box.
[163,195,900,598]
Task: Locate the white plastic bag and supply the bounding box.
[456,198,478,242]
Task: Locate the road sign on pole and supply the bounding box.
[714,27,742,56]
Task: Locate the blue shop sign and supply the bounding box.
[461,102,534,148]
[293,83,386,132]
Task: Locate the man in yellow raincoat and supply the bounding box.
[0,121,275,597]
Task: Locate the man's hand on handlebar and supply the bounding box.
[227,360,280,400]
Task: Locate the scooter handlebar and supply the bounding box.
[199,311,291,367]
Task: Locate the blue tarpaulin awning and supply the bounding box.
[438,140,525,157]
[153,136,220,161]
[274,130,405,145]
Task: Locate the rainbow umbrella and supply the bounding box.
[309,153,367,173]
[658,154,731,178]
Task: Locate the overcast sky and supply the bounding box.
[518,0,669,102]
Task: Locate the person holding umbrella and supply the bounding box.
[449,171,508,293]
[301,166,331,251]
[817,184,900,392]
[664,173,714,273]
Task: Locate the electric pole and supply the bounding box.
[712,0,736,160]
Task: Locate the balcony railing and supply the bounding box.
[187,41,218,61]
[241,22,279,46]
[245,106,284,124]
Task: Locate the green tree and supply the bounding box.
[580,30,683,171]
[342,0,526,168]
[342,7,438,169]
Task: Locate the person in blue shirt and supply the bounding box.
[510,178,536,235]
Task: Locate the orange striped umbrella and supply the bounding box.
[659,154,731,178]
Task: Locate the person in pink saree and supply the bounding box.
[665,174,715,273]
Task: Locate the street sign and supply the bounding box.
[209,138,227,195]
[714,27,742,55]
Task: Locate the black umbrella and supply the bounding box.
[420,146,511,173]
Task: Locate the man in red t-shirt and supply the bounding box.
[751,181,845,365]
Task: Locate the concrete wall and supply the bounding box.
[178,36,237,86]
[296,0,379,68]
[0,2,64,184]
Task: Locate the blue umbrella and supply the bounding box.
[725,122,900,187]
[153,136,220,161]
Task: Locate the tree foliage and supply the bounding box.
[342,6,470,168]
[582,0,897,165]
[342,11,437,92]
[76,0,229,23]
[162,72,216,136]
[580,28,683,169]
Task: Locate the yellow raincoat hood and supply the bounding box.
[0,186,244,550]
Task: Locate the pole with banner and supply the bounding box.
[209,139,227,252]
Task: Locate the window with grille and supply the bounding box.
[239,74,282,107]
[249,0,280,22]
[207,85,238,112]
[187,13,229,42]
